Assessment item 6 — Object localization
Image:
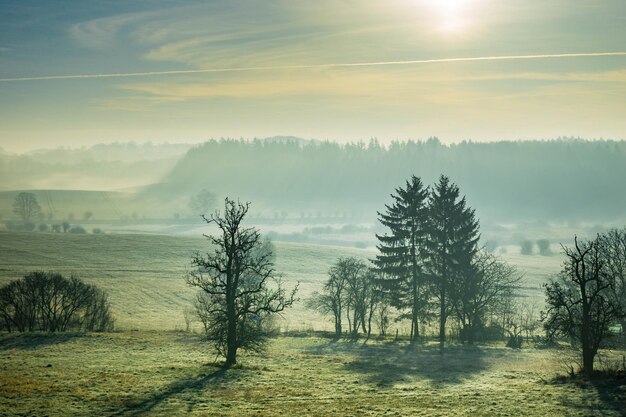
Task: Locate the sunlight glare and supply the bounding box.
[424,0,474,33]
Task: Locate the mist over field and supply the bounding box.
[3,137,626,222]
[2,0,626,415]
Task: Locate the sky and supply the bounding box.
[1,0,625,152]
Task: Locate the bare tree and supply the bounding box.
[186,198,297,366]
[451,251,522,344]
[189,189,217,218]
[310,258,388,338]
[12,192,41,224]
[307,258,351,337]
[543,236,624,375]
[0,272,114,333]
[596,228,626,336]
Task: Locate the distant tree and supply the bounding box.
[51,224,62,233]
[543,236,624,375]
[188,189,217,218]
[62,221,70,233]
[520,240,534,255]
[373,176,430,343]
[307,260,349,337]
[12,192,41,224]
[83,211,93,221]
[38,223,48,232]
[537,239,552,256]
[426,175,480,352]
[186,198,297,366]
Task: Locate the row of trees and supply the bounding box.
[374,175,521,350]
[0,272,114,333]
[308,176,522,350]
[307,258,387,338]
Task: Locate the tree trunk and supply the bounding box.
[225,281,237,366]
[582,346,595,376]
[439,288,446,353]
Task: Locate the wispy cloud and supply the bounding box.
[2,52,625,82]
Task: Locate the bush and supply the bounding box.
[92,228,104,234]
[0,272,114,332]
[537,239,552,256]
[520,240,534,255]
[38,223,49,232]
[69,225,86,234]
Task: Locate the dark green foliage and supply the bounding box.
[426,175,480,351]
[69,225,86,234]
[0,271,114,332]
[374,175,430,342]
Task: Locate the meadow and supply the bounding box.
[0,231,623,416]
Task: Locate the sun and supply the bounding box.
[423,0,474,33]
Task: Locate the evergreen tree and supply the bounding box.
[426,175,480,352]
[374,175,430,342]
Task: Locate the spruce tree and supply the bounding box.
[426,175,480,352]
[374,175,429,342]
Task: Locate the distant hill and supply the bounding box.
[0,142,192,191]
[155,137,626,222]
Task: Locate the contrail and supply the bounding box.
[1,52,625,82]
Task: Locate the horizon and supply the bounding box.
[2,134,626,155]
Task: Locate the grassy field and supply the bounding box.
[1,231,622,416]
[0,231,373,331]
[1,331,624,416]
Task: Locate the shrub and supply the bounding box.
[0,272,114,332]
[537,239,552,256]
[69,225,86,234]
[520,240,534,255]
[38,223,49,232]
[92,228,104,234]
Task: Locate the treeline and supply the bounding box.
[163,137,626,221]
[0,272,114,332]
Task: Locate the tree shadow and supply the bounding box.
[0,332,84,350]
[111,365,234,416]
[306,339,489,388]
[550,370,626,416]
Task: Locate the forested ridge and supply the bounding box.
[163,138,626,221]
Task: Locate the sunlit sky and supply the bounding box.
[1,0,625,152]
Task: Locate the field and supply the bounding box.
[1,231,624,416]
[1,331,624,416]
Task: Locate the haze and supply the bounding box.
[1,0,626,152]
